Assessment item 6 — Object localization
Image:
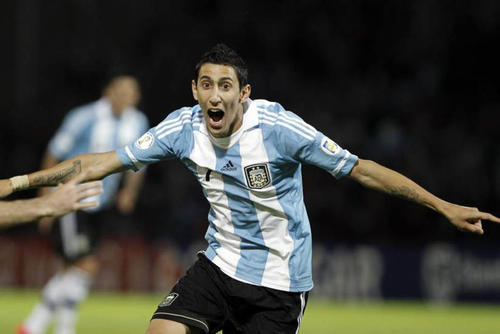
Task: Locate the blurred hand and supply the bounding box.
[44,171,103,218]
[38,217,55,234]
[0,179,13,198]
[116,189,137,215]
[442,203,500,234]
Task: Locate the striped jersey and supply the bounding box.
[116,99,358,292]
[49,98,149,210]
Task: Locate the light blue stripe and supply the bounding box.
[212,144,268,285]
[262,136,314,291]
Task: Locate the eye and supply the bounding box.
[222,82,232,90]
[200,81,211,89]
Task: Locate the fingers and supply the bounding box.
[76,181,103,194]
[458,222,483,235]
[76,187,103,201]
[477,211,500,224]
[66,170,90,185]
[75,201,100,210]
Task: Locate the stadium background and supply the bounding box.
[1,1,500,332]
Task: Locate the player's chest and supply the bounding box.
[188,131,274,190]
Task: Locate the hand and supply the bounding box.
[442,203,500,235]
[116,189,137,215]
[0,179,13,198]
[44,171,103,218]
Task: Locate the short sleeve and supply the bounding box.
[116,108,193,171]
[275,107,358,179]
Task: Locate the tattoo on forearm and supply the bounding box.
[32,160,82,186]
[389,185,420,202]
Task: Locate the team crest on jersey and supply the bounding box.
[159,293,179,307]
[244,164,271,189]
[134,132,154,150]
[320,137,339,155]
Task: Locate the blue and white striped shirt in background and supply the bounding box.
[117,99,358,292]
[49,98,149,210]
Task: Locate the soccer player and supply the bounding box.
[16,76,149,334]
[2,44,499,334]
[0,171,102,226]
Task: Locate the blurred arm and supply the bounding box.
[0,172,102,227]
[348,159,500,234]
[116,169,146,214]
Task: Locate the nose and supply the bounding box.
[208,87,221,106]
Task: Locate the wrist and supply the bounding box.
[9,175,30,192]
[32,197,54,218]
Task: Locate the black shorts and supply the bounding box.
[152,253,309,334]
[52,210,102,263]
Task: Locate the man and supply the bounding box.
[2,44,499,334]
[0,172,102,226]
[17,76,149,334]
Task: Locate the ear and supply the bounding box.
[191,80,198,101]
[239,84,251,103]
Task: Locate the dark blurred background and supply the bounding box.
[1,1,500,296]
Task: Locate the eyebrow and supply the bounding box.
[199,75,234,82]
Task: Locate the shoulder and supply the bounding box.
[153,105,202,140]
[252,99,317,141]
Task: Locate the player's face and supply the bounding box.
[107,77,141,114]
[192,63,251,138]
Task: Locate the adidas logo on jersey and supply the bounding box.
[221,160,237,171]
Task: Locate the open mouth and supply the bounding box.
[207,109,225,128]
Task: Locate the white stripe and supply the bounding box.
[155,110,192,131]
[295,292,307,334]
[156,114,191,133]
[260,119,314,141]
[189,131,241,277]
[331,151,351,177]
[61,212,78,256]
[156,118,193,137]
[258,109,278,120]
[157,125,183,139]
[240,128,294,290]
[259,113,278,123]
[125,146,145,170]
[279,111,317,137]
[280,110,316,134]
[259,110,316,139]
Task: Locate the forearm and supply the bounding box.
[349,159,451,214]
[25,152,124,189]
[122,170,146,196]
[38,152,61,196]
[0,198,51,226]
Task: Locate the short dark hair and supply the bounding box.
[195,43,248,88]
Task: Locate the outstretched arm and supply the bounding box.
[0,151,125,197]
[0,171,102,226]
[348,159,500,234]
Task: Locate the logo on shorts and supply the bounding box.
[320,137,339,155]
[159,293,179,307]
[244,164,271,189]
[134,132,154,150]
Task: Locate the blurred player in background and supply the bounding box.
[17,76,149,334]
[0,172,102,227]
[2,45,499,334]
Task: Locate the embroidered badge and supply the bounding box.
[159,293,179,307]
[244,164,271,189]
[320,137,339,155]
[135,132,154,150]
